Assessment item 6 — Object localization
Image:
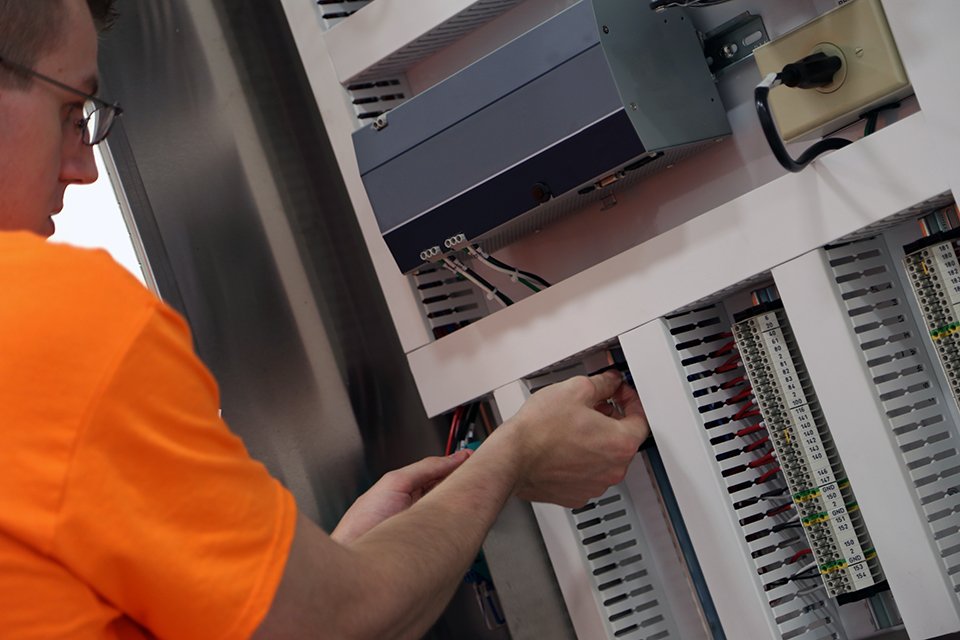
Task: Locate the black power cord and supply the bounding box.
[649,0,735,10]
[755,53,852,173]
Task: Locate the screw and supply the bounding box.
[630,102,638,110]
[602,25,609,34]
[855,47,864,57]
[721,42,739,59]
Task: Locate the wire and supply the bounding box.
[787,548,812,565]
[863,101,901,136]
[755,72,852,173]
[650,0,735,9]
[445,407,464,456]
[756,466,782,484]
[466,245,552,292]
[478,402,494,437]
[789,561,821,582]
[441,257,513,307]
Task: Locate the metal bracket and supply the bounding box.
[702,12,769,77]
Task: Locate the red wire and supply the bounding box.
[726,386,753,405]
[711,341,736,357]
[736,423,765,437]
[756,467,781,484]
[733,401,760,421]
[787,548,812,564]
[720,376,746,390]
[748,451,777,468]
[767,503,794,518]
[445,407,463,455]
[714,354,742,374]
[745,436,770,452]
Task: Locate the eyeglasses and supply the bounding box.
[0,54,122,146]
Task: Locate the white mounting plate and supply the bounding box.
[408,113,948,416]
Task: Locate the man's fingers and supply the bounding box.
[385,450,471,492]
[611,383,645,419]
[619,413,651,445]
[580,370,623,405]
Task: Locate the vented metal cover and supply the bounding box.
[347,0,526,84]
[826,235,960,599]
[569,486,681,640]
[316,0,372,29]
[411,264,488,334]
[666,306,845,640]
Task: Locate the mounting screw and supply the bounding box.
[531,182,552,204]
[855,47,864,57]
[630,102,638,110]
[602,25,609,34]
[721,42,739,59]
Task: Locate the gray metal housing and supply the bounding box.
[353,0,730,273]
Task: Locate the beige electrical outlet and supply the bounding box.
[753,0,911,142]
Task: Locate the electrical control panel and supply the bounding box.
[282,0,960,637]
[351,0,729,273]
[732,296,884,599]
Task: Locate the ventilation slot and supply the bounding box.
[665,305,844,639]
[827,235,960,600]
[568,486,681,640]
[412,265,488,337]
[316,0,373,29]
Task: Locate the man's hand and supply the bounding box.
[502,370,649,508]
[331,449,472,545]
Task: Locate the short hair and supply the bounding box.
[0,0,118,88]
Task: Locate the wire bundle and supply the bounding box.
[466,245,551,293]
[441,257,513,307]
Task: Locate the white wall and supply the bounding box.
[51,147,145,285]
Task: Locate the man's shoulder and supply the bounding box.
[0,231,160,347]
[0,231,154,309]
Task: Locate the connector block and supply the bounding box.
[733,304,884,597]
[904,232,960,404]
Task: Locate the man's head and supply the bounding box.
[0,0,118,237]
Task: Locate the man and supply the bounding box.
[0,0,649,638]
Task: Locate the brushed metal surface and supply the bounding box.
[97,2,511,636]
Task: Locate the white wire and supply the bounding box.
[789,560,819,580]
[442,257,508,308]
[466,246,520,281]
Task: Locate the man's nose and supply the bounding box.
[61,140,99,186]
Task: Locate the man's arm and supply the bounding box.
[255,371,648,640]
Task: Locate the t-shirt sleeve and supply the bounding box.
[50,301,297,640]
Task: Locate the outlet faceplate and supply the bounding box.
[754,0,910,142]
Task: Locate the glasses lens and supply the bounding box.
[82,101,119,145]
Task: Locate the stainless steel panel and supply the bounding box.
[97,1,515,636]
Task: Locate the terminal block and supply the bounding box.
[903,206,960,405]
[733,299,884,599]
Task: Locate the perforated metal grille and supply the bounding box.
[666,305,844,640]
[411,265,488,336]
[345,76,410,128]
[569,486,680,640]
[316,0,372,29]
[826,236,960,598]
[346,0,525,83]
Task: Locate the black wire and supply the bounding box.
[790,567,822,582]
[482,252,552,289]
[650,0,734,9]
[461,266,514,306]
[755,79,852,173]
[456,402,480,444]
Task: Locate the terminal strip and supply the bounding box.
[733,303,884,598]
[903,228,960,405]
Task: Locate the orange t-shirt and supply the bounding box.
[0,232,297,639]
